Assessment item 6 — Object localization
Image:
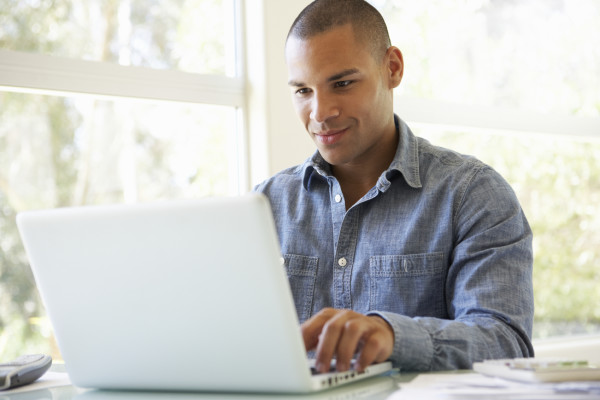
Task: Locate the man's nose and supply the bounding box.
[309,92,339,123]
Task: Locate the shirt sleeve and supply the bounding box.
[369,165,534,371]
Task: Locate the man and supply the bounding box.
[255,0,534,373]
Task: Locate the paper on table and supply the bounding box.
[0,371,72,395]
[387,372,600,399]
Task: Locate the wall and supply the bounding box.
[244,0,314,188]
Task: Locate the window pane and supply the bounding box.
[381,0,600,117]
[0,90,238,359]
[414,124,600,339]
[0,0,236,76]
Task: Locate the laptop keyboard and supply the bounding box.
[309,360,364,375]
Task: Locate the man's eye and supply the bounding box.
[335,80,352,88]
[295,88,311,95]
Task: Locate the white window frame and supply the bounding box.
[0,50,245,107]
[395,95,600,139]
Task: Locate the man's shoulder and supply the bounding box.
[416,136,485,170]
[394,118,492,188]
[415,136,499,180]
[253,161,309,195]
[414,136,519,204]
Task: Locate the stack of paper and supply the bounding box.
[388,372,600,399]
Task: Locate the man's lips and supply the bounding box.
[313,128,348,145]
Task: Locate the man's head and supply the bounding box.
[287,0,391,63]
[285,0,403,170]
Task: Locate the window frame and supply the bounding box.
[0,50,245,107]
[394,94,600,139]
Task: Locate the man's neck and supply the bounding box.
[332,131,399,210]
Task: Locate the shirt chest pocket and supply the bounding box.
[283,254,318,323]
[369,252,447,317]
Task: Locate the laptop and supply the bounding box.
[16,193,392,393]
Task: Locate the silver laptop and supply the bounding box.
[17,193,392,393]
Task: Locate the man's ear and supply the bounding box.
[385,46,404,89]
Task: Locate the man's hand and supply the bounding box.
[301,308,394,373]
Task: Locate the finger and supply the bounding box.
[334,317,368,372]
[301,318,322,352]
[355,331,387,372]
[356,318,394,372]
[301,308,335,351]
[314,313,347,373]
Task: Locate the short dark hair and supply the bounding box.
[287,0,391,61]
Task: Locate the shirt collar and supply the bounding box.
[384,115,422,189]
[301,152,330,190]
[302,115,422,191]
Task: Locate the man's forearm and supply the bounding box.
[368,311,533,371]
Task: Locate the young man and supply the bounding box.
[255,0,534,373]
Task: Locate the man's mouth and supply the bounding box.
[313,128,348,145]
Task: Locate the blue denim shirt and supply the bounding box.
[254,116,534,371]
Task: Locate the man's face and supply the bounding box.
[286,24,399,168]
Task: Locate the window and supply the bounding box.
[380,0,600,338]
[0,0,242,360]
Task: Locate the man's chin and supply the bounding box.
[316,150,349,167]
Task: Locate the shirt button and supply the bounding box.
[334,194,342,203]
[338,257,347,267]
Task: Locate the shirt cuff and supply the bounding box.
[368,311,434,371]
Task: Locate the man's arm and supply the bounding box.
[376,165,534,371]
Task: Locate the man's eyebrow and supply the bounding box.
[327,68,360,82]
[288,79,305,87]
[287,68,360,87]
